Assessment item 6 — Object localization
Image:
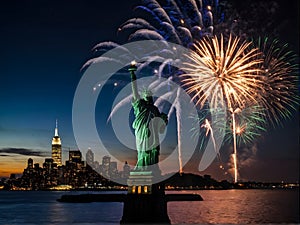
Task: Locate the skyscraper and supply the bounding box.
[52,120,62,166]
[27,158,33,169]
[102,155,111,178]
[86,148,94,167]
[123,161,131,178]
[109,161,118,178]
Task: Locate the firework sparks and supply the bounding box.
[181,35,266,182]
[181,34,264,110]
[83,0,225,175]
[180,34,299,181]
[201,119,218,155]
[255,37,299,127]
[201,118,225,170]
[231,108,239,183]
[83,0,299,179]
[224,105,266,146]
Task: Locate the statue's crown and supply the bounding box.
[141,88,153,98]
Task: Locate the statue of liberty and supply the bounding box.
[129,62,168,170]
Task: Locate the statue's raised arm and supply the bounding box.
[129,61,139,101]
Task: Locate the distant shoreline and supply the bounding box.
[1,186,298,192]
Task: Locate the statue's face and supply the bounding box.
[144,95,153,103]
[141,90,153,103]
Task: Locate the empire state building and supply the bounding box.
[52,120,62,166]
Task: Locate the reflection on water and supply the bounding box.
[168,189,299,224]
[0,189,298,224]
[0,191,123,224]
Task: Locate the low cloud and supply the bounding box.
[0,148,47,157]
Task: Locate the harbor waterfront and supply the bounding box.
[0,189,298,224]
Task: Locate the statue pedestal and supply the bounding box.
[127,171,153,194]
[120,171,170,224]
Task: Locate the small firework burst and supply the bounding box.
[223,105,266,146]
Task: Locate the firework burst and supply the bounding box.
[180,34,299,182]
[254,37,299,127]
[223,105,266,146]
[85,0,223,174]
[180,34,266,182]
[82,0,299,179]
[181,34,264,110]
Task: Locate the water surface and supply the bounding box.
[0,189,298,224]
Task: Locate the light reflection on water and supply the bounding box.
[167,189,299,224]
[0,189,298,224]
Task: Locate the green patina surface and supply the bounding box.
[129,64,168,170]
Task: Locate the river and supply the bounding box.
[0,189,298,224]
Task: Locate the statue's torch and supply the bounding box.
[129,61,139,100]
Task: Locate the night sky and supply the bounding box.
[0,0,299,182]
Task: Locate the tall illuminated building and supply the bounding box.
[52,120,62,166]
[27,158,33,169]
[86,148,94,167]
[102,155,111,178]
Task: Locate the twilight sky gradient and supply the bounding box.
[0,0,299,182]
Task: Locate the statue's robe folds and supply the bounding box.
[132,99,166,169]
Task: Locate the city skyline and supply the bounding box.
[2,144,132,190]
[0,0,299,182]
[45,120,130,174]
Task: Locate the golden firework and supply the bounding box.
[181,34,264,110]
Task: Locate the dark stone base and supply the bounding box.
[120,192,170,224]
